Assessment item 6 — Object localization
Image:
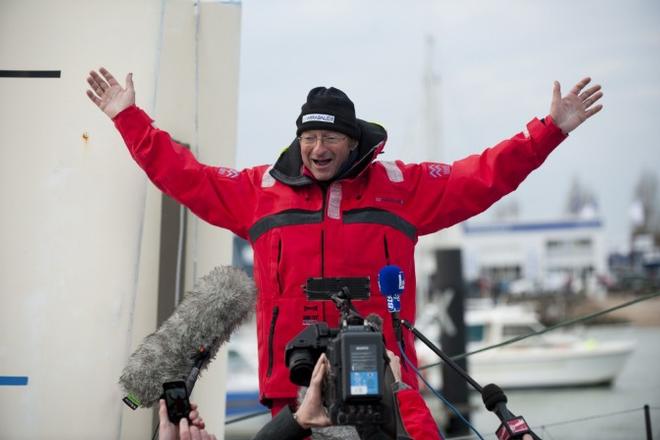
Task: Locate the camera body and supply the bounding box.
[324,324,386,425]
[285,277,387,426]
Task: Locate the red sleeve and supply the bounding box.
[396,389,443,439]
[402,116,567,235]
[112,105,258,239]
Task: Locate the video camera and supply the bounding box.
[285,277,388,426]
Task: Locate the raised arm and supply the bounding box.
[550,77,603,134]
[403,77,604,235]
[86,67,258,239]
[86,67,135,119]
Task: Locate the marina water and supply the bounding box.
[463,325,660,440]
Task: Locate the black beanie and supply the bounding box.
[296,87,360,140]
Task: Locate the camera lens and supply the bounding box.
[288,350,316,386]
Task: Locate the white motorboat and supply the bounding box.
[415,301,636,389]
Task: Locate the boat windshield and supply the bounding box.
[468,324,486,343]
[502,324,538,339]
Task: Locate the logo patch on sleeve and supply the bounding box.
[217,167,239,178]
[302,113,335,124]
[428,163,451,178]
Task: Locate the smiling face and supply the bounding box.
[299,130,356,181]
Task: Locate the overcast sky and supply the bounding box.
[234,0,660,251]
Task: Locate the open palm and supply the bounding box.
[86,67,135,119]
[550,77,603,134]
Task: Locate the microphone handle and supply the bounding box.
[495,402,516,420]
[185,365,202,396]
[494,403,542,440]
[390,312,407,369]
[401,319,483,393]
[391,312,404,348]
[185,349,212,396]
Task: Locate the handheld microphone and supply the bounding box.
[377,265,405,352]
[377,265,404,312]
[119,266,256,408]
[402,317,541,439]
[482,384,540,440]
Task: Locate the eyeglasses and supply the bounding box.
[298,134,347,146]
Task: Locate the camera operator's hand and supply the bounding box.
[293,354,332,429]
[385,350,402,382]
[158,399,216,440]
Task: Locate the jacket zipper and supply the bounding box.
[320,185,327,320]
[320,185,327,277]
[383,234,391,265]
[276,238,282,294]
[320,231,325,277]
[266,306,279,377]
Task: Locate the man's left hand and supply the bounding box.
[550,77,603,134]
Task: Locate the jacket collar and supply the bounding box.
[269,119,388,187]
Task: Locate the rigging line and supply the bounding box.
[170,0,186,307]
[174,203,185,306]
[225,409,271,425]
[150,0,167,113]
[191,0,201,284]
[533,406,646,429]
[419,290,660,370]
[118,2,168,440]
[450,405,651,439]
[193,0,200,159]
[539,426,557,440]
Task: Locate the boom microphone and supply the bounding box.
[119,266,256,407]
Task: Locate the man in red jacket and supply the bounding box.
[86,69,602,433]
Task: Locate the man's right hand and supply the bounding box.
[86,67,135,119]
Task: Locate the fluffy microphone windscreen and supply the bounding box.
[119,266,256,407]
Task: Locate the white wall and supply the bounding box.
[0,1,241,438]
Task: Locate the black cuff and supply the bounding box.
[252,406,312,440]
[391,381,411,393]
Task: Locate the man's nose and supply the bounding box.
[311,141,329,152]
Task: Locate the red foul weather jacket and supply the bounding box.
[113,105,566,409]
